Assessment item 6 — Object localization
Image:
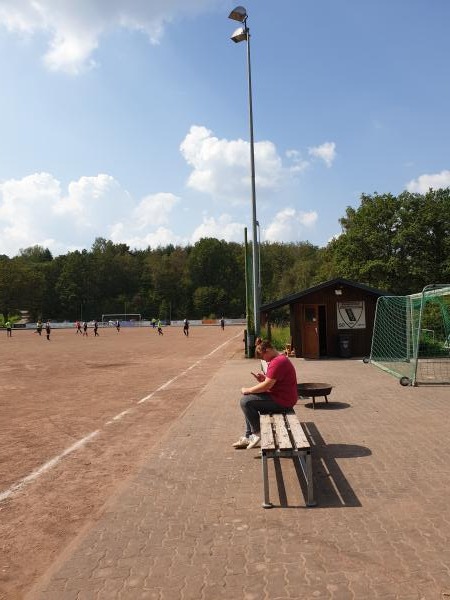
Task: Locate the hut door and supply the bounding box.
[303,305,319,358]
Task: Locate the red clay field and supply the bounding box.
[0,325,244,599]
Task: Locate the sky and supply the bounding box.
[0,0,449,258]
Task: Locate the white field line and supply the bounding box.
[0,331,242,503]
[136,331,241,405]
[105,409,133,425]
[0,430,100,503]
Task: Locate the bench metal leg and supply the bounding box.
[261,453,273,508]
[305,452,317,507]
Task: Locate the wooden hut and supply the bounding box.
[260,278,388,358]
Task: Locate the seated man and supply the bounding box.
[233,338,298,449]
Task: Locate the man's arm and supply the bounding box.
[241,377,276,395]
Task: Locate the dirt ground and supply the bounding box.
[0,324,244,600]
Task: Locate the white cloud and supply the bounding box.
[0,172,62,250]
[190,214,246,244]
[327,232,341,244]
[180,125,285,202]
[0,172,184,255]
[263,208,318,243]
[406,170,450,193]
[111,226,185,250]
[0,119,327,255]
[55,174,131,226]
[286,149,310,173]
[0,0,220,74]
[308,142,336,168]
[132,193,180,229]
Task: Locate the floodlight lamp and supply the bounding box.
[231,26,247,43]
[228,6,247,22]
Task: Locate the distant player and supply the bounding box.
[220,317,225,331]
[45,321,51,340]
[116,320,121,333]
[93,320,99,336]
[5,320,12,337]
[151,318,156,329]
[183,318,189,337]
[83,321,88,336]
[75,320,82,334]
[36,319,43,336]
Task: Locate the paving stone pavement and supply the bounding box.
[27,358,450,600]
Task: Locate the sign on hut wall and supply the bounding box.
[337,301,366,329]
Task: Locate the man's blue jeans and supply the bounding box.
[240,393,289,435]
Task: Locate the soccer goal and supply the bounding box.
[367,284,450,386]
[101,314,142,327]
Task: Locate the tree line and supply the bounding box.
[1,189,449,322]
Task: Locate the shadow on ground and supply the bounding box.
[301,401,350,410]
[261,422,370,509]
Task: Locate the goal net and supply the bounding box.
[368,285,450,385]
[101,314,142,327]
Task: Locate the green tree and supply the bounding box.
[328,193,399,290]
[260,242,320,302]
[0,256,44,320]
[15,246,54,319]
[395,189,450,291]
[188,238,245,317]
[193,286,226,318]
[89,238,140,317]
[40,256,64,320]
[323,189,450,294]
[18,245,53,262]
[55,251,89,318]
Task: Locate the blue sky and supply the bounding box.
[0,0,449,257]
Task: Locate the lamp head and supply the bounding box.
[231,26,248,43]
[228,6,247,22]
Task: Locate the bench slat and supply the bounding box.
[260,414,275,449]
[272,413,293,449]
[286,413,310,449]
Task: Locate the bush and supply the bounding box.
[261,325,291,351]
[418,338,449,357]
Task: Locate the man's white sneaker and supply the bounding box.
[232,436,250,449]
[247,434,261,449]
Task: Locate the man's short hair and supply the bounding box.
[255,338,272,358]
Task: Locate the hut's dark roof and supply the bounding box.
[260,278,389,312]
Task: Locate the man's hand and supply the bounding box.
[251,371,265,382]
[242,374,276,396]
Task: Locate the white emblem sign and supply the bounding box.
[337,301,366,329]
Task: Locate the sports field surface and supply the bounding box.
[0,325,243,599]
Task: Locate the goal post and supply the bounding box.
[369,284,450,386]
[101,314,142,326]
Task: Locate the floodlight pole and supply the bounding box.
[229,7,260,341]
[246,23,260,339]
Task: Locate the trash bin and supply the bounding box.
[338,334,351,358]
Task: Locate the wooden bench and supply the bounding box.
[260,412,316,508]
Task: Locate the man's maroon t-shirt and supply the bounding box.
[266,354,298,408]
